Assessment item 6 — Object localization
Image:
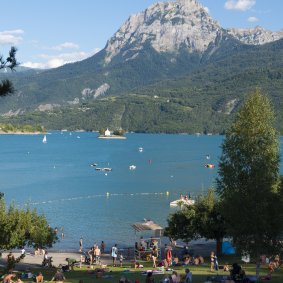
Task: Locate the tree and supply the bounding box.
[0,47,19,96]
[0,195,57,251]
[165,189,226,255]
[217,89,283,279]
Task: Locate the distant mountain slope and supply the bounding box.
[0,0,282,133]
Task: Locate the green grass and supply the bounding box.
[3,255,283,283]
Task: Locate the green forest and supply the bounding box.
[1,38,283,134]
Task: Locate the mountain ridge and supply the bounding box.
[1,0,283,133]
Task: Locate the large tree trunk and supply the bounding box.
[216,237,223,256]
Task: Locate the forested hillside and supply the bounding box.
[2,37,282,134]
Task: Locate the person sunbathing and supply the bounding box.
[3,273,16,283]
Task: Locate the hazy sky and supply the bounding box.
[0,0,282,69]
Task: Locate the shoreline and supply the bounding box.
[98,135,126,139]
[0,131,44,135]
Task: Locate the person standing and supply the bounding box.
[214,254,219,271]
[151,246,158,268]
[210,251,215,271]
[111,244,118,266]
[94,245,101,265]
[61,227,64,239]
[100,241,105,254]
[119,253,124,267]
[79,237,83,252]
[166,246,172,266]
[185,268,192,282]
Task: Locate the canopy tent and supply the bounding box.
[132,219,163,234]
[131,219,164,259]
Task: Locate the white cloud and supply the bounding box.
[248,16,258,22]
[0,29,24,45]
[203,6,210,14]
[22,48,101,69]
[225,0,256,11]
[51,42,80,51]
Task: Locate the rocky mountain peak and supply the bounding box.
[105,0,222,63]
[104,0,283,64]
[228,26,283,45]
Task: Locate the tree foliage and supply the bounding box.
[0,195,57,250]
[0,47,19,96]
[165,189,226,255]
[216,89,283,277]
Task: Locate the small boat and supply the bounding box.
[129,165,136,170]
[170,199,195,207]
[90,163,98,167]
[95,167,112,171]
[138,147,143,152]
[42,135,47,144]
[205,164,215,169]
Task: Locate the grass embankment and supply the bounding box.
[2,255,283,283]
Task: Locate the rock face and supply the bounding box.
[228,26,283,45]
[105,0,223,63]
[104,0,283,64]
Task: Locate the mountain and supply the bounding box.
[1,0,283,133]
[228,26,283,45]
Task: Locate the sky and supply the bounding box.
[0,0,282,69]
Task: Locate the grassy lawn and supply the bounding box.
[2,254,283,283]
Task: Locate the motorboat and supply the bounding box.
[129,165,136,170]
[170,199,195,207]
[205,164,215,169]
[138,147,143,152]
[95,167,112,171]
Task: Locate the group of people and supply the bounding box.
[159,268,192,283]
[2,270,65,283]
[87,243,102,265]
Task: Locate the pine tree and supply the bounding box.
[217,88,283,278]
[0,47,18,96]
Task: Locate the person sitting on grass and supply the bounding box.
[133,261,144,269]
[223,263,230,272]
[171,271,181,283]
[3,273,16,283]
[119,276,130,283]
[36,272,44,283]
[183,256,191,266]
[51,270,65,282]
[145,272,154,283]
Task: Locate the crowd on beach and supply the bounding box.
[3,251,65,283]
[1,238,282,283]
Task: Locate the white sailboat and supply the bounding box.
[42,135,47,144]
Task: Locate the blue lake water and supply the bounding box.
[0,132,282,250]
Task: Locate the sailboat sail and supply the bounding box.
[42,135,47,143]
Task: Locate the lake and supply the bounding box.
[0,132,282,250]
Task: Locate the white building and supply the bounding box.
[105,128,111,136]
